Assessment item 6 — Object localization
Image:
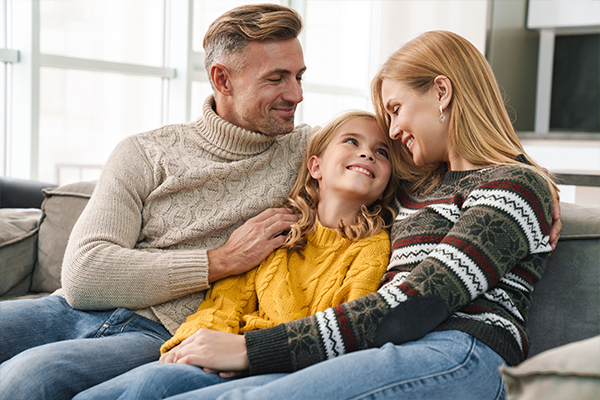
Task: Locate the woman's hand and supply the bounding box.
[160,329,249,378]
[549,199,562,250]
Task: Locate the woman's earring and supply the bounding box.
[439,105,446,123]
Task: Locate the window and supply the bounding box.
[2,0,490,185]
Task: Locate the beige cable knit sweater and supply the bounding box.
[57,96,315,334]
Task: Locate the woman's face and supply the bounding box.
[381,79,450,167]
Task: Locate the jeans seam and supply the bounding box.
[349,336,478,400]
[120,315,138,332]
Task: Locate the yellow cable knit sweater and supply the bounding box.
[161,221,390,353]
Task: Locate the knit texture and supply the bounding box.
[245,164,553,374]
[161,221,390,353]
[58,95,315,334]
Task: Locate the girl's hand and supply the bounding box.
[160,329,249,377]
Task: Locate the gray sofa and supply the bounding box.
[1,179,599,398]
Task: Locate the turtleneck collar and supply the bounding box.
[194,95,278,161]
[308,220,346,248]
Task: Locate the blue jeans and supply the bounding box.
[73,361,285,400]
[0,295,172,400]
[161,331,507,400]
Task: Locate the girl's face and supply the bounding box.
[381,79,450,167]
[308,117,392,207]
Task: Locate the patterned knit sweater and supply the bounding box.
[161,221,390,353]
[244,164,553,373]
[57,96,315,334]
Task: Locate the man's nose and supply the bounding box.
[283,79,303,104]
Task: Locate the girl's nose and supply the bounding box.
[360,153,374,161]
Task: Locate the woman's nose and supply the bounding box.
[389,121,402,140]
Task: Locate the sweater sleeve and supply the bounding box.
[61,137,211,310]
[244,168,553,375]
[161,268,258,354]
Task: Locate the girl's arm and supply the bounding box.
[161,267,259,354]
[244,168,553,375]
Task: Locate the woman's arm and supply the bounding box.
[244,167,554,375]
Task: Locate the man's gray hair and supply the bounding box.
[203,4,303,85]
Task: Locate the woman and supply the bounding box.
[130,31,558,400]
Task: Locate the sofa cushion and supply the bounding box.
[527,202,600,357]
[500,335,600,400]
[560,202,600,239]
[0,208,42,297]
[31,181,96,293]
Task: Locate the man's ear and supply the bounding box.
[210,64,233,96]
[433,75,453,110]
[307,155,323,180]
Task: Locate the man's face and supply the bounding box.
[228,38,306,136]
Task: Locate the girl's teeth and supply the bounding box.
[407,137,414,148]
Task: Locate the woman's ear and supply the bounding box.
[307,155,323,180]
[433,75,453,110]
[210,64,232,96]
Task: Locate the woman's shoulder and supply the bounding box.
[469,163,553,207]
[471,162,546,186]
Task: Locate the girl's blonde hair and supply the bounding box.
[371,30,559,198]
[283,110,403,253]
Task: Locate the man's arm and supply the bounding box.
[62,137,295,311]
[207,208,299,282]
[61,138,211,310]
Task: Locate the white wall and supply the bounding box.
[376,0,489,67]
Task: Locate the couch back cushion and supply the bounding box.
[31,181,96,293]
[527,202,600,358]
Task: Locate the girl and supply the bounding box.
[74,110,402,399]
[149,30,559,400]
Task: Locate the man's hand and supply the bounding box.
[549,199,562,250]
[207,208,299,282]
[160,329,249,378]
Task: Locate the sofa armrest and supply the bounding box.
[0,177,56,209]
[0,208,43,298]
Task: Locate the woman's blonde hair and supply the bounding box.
[283,110,403,253]
[371,30,559,198]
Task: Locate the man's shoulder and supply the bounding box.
[122,121,197,148]
[278,123,319,145]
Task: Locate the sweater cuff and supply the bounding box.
[168,249,210,297]
[245,325,294,375]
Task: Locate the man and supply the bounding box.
[0,4,312,399]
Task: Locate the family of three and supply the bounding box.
[0,4,561,400]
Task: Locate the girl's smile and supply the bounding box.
[308,117,392,228]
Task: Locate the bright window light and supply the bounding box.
[40,0,165,66]
[39,67,162,184]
